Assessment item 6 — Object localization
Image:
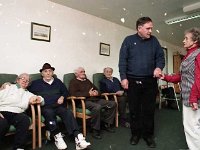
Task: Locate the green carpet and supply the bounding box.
[1,107,188,150]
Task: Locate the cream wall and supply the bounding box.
[0,0,182,81]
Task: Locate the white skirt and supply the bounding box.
[183,104,200,150]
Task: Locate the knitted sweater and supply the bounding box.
[0,84,38,113]
[119,33,165,80]
[100,77,122,93]
[69,78,98,97]
[28,78,68,106]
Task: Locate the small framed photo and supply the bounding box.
[99,42,110,56]
[31,22,51,42]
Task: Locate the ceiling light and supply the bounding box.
[165,12,200,25]
[120,18,125,23]
[183,2,200,13]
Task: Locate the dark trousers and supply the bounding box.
[117,96,128,120]
[85,98,116,130]
[127,77,158,138]
[109,95,128,120]
[42,105,79,137]
[0,112,30,149]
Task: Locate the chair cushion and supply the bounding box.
[8,117,32,133]
[8,125,16,132]
[41,115,62,123]
[76,108,92,115]
[0,74,18,86]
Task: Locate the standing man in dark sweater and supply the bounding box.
[69,67,117,140]
[119,17,165,148]
[28,63,90,150]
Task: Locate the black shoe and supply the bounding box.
[103,123,115,133]
[92,129,102,139]
[130,136,140,145]
[143,137,156,148]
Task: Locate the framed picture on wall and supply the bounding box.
[99,42,110,56]
[31,22,51,42]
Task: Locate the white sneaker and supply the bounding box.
[75,133,91,150]
[54,132,67,150]
[46,130,51,140]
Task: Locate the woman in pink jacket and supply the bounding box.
[161,27,200,150]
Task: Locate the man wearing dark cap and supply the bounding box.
[28,63,90,150]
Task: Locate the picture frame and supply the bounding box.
[31,22,51,42]
[99,42,110,56]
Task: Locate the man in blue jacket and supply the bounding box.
[119,17,165,148]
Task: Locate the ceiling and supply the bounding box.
[50,0,200,47]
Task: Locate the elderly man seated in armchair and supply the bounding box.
[100,67,130,128]
[0,73,44,150]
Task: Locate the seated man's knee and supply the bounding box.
[108,100,117,108]
[93,104,101,113]
[0,118,9,137]
[17,114,30,128]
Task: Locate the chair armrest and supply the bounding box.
[67,96,77,117]
[101,93,117,102]
[67,96,87,116]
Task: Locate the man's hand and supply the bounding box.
[153,68,162,78]
[190,103,198,111]
[116,90,124,96]
[121,79,128,89]
[0,113,4,118]
[29,96,42,104]
[57,96,64,104]
[89,88,98,96]
[0,82,11,90]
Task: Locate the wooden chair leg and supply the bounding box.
[115,104,118,127]
[32,124,36,149]
[38,120,42,148]
[83,117,86,137]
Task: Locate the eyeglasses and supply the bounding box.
[18,77,30,83]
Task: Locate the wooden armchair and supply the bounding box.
[0,73,37,149]
[92,73,118,127]
[63,73,92,137]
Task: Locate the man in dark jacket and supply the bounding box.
[119,17,165,148]
[100,67,129,128]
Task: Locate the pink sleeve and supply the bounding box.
[163,73,181,83]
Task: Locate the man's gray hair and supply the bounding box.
[74,67,85,74]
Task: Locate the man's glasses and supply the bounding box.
[18,77,30,83]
